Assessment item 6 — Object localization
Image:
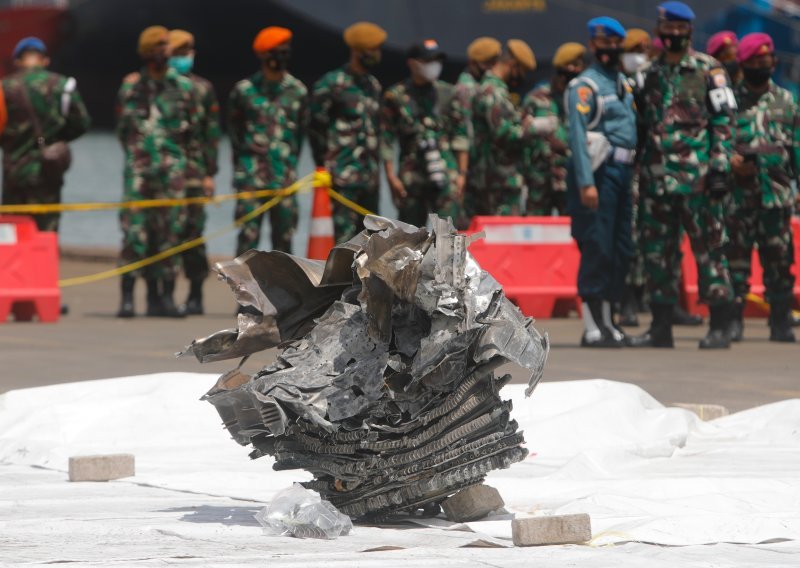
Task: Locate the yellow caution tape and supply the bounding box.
[746,292,800,318]
[0,187,302,215]
[58,174,313,287]
[327,188,375,217]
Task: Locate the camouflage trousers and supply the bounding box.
[1,182,62,233]
[625,186,646,288]
[397,180,460,227]
[332,185,379,244]
[182,182,209,282]
[725,203,795,305]
[641,191,733,306]
[470,187,523,217]
[119,171,186,280]
[526,185,566,216]
[235,189,298,256]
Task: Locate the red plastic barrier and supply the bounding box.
[681,217,800,317]
[467,216,581,318]
[0,215,60,323]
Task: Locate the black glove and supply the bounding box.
[705,170,730,199]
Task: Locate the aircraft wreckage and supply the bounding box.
[182,216,549,521]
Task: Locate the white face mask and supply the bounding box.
[416,60,443,82]
[621,52,647,74]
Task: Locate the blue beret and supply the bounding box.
[588,17,626,40]
[13,37,47,59]
[658,1,696,22]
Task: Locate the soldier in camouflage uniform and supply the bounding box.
[309,22,385,243]
[115,26,200,318]
[629,2,737,349]
[726,33,796,342]
[454,37,501,228]
[1,37,90,234]
[381,39,469,227]
[471,39,555,216]
[168,29,221,315]
[522,42,585,216]
[228,27,307,257]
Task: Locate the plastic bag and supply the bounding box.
[255,484,353,539]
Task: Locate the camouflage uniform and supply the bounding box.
[1,67,90,232]
[309,65,381,243]
[521,83,568,215]
[116,68,199,279]
[637,52,735,307]
[380,79,469,226]
[471,70,538,216]
[454,70,479,227]
[182,73,220,279]
[228,71,307,255]
[727,80,797,305]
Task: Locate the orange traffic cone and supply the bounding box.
[307,167,335,260]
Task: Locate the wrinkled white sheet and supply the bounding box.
[1,373,799,566]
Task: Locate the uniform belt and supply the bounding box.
[610,147,636,165]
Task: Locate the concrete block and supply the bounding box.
[674,403,729,421]
[442,484,504,522]
[68,454,135,482]
[512,514,591,546]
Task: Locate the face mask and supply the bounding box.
[557,68,579,82]
[722,60,739,79]
[595,47,622,68]
[168,54,194,74]
[416,60,442,82]
[660,33,690,53]
[621,52,647,74]
[360,51,381,68]
[265,49,291,72]
[507,71,524,90]
[742,66,772,86]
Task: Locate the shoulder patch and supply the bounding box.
[577,86,592,104]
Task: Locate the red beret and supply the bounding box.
[706,31,737,57]
[737,32,773,63]
[253,27,292,55]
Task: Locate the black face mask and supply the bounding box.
[558,68,579,83]
[595,47,622,68]
[722,60,739,79]
[742,66,772,87]
[660,33,691,53]
[265,49,291,72]
[507,71,524,90]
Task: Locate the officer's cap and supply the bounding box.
[168,29,194,51]
[506,39,536,71]
[467,37,502,62]
[737,32,774,64]
[552,42,585,68]
[588,17,626,40]
[138,26,169,57]
[657,1,696,22]
[343,22,387,50]
[253,27,292,55]
[13,37,47,59]
[407,39,445,61]
[623,29,651,52]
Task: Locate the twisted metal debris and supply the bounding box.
[183,215,549,521]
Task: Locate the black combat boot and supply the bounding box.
[145,277,164,317]
[160,278,186,318]
[769,301,796,343]
[626,303,674,347]
[183,278,204,316]
[672,303,703,326]
[116,274,135,318]
[580,298,624,348]
[618,285,640,327]
[699,303,732,349]
[728,300,745,342]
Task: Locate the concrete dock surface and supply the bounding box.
[1,253,798,412]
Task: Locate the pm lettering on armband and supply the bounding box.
[708,86,737,114]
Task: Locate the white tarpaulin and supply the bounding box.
[1,373,799,566]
